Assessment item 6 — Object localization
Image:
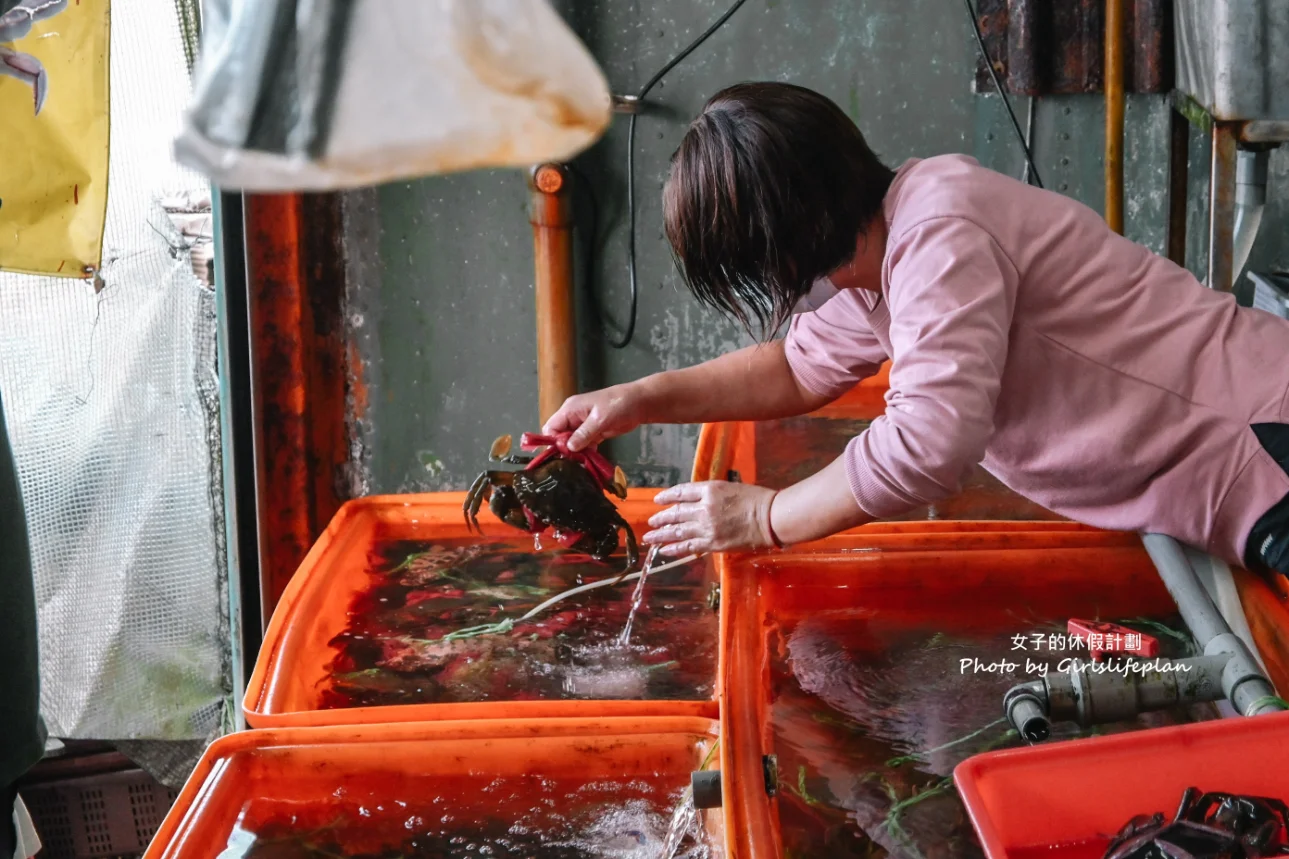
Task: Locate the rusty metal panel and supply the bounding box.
[974,0,1172,96]
[1207,123,1239,293]
[244,193,351,625]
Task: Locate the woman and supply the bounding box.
[545,81,1289,576]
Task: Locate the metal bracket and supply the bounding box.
[612,94,642,114]
[762,754,779,797]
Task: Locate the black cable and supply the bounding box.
[599,0,750,349]
[962,0,1044,189]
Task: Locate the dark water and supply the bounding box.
[218,774,711,859]
[320,539,717,709]
[769,611,1215,859]
[753,417,1065,522]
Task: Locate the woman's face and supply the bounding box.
[827,216,889,293]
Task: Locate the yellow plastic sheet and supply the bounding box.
[0,0,110,279]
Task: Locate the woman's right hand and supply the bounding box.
[542,383,649,452]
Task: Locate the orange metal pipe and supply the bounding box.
[1105,0,1126,234]
[528,164,578,425]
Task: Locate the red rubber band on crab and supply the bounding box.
[520,432,617,491]
[1067,619,1160,662]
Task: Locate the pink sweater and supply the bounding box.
[784,155,1289,565]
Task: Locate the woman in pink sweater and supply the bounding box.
[544,82,1289,576]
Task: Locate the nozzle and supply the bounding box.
[1003,682,1051,744]
[691,770,722,809]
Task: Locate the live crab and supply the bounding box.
[1104,787,1289,859]
[464,432,640,572]
[1,0,68,115]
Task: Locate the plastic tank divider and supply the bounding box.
[718,551,781,859]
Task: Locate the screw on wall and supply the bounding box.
[763,755,779,797]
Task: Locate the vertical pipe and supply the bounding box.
[1104,0,1125,233]
[243,193,349,625]
[1166,108,1190,267]
[1141,534,1285,716]
[1207,123,1239,292]
[1232,148,1269,283]
[529,164,578,426]
[244,193,312,628]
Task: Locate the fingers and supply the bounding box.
[642,520,703,546]
[566,407,603,452]
[542,397,588,436]
[653,483,712,505]
[657,539,703,558]
[647,502,703,528]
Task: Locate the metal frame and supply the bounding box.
[1165,91,1289,291]
[212,190,261,720]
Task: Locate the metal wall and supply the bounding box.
[340,0,1289,495]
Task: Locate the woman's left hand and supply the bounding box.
[644,481,778,556]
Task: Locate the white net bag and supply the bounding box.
[0,0,229,768]
[174,0,613,190]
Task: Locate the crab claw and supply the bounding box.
[0,46,47,115]
[610,465,629,500]
[489,434,513,460]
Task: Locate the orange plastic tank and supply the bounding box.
[244,489,721,728]
[144,716,722,859]
[692,365,1065,522]
[955,710,1289,859]
[716,542,1219,859]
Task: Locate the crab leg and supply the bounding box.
[463,473,493,533]
[619,518,639,574]
[0,46,46,115]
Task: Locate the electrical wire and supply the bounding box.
[596,0,751,349]
[428,553,704,643]
[962,0,1044,189]
[1021,96,1036,185]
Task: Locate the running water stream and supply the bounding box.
[656,787,700,859]
[618,545,662,647]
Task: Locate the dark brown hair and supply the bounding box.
[663,82,895,339]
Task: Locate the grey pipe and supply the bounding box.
[1141,533,1285,716]
[690,770,722,809]
[1005,653,1230,742]
[1233,148,1269,283]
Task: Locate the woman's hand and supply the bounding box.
[543,383,649,452]
[643,481,779,557]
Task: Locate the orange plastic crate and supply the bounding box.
[244,489,720,728]
[716,541,1195,859]
[144,717,722,859]
[955,710,1289,859]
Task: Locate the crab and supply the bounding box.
[1,0,68,115]
[464,432,639,572]
[1104,788,1289,859]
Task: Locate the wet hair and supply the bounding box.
[662,82,896,340]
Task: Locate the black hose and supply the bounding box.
[961,0,1044,189]
[598,0,751,349]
